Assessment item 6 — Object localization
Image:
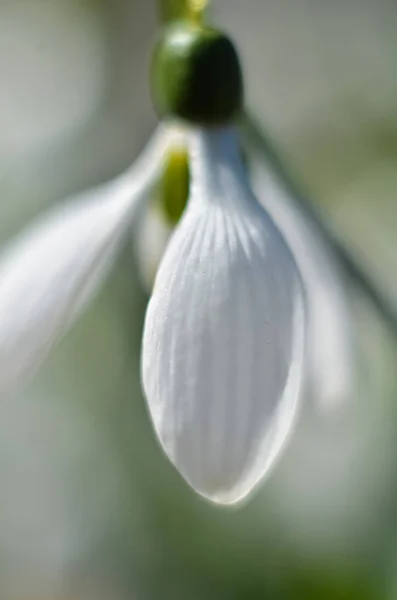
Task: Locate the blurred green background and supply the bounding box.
[0,0,396,598]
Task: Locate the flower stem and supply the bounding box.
[242,110,397,334]
[158,0,208,23]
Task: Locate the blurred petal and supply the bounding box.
[135,203,173,292]
[0,125,173,394]
[250,151,354,412]
[133,126,188,292]
[142,128,305,505]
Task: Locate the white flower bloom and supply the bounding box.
[141,127,305,505]
[0,125,174,395]
[0,114,354,506]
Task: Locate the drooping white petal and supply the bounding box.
[135,203,173,293]
[133,125,188,293]
[142,127,305,505]
[249,152,354,412]
[0,125,174,395]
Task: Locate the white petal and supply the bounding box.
[133,124,188,293]
[250,153,354,412]
[134,203,173,293]
[0,125,173,395]
[142,128,305,505]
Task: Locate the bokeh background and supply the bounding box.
[0,0,396,598]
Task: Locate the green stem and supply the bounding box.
[157,0,207,23]
[242,110,397,334]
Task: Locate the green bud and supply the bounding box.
[151,22,243,126]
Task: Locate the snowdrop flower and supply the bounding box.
[0,18,309,505]
[142,22,305,503]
